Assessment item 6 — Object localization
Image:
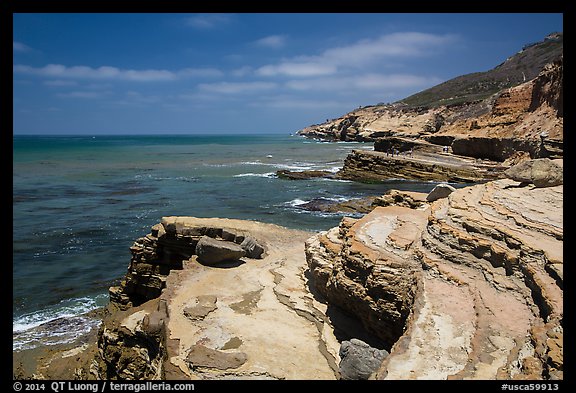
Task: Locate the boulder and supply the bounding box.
[195,236,246,265]
[426,183,456,202]
[339,339,389,380]
[504,158,563,187]
[240,236,265,259]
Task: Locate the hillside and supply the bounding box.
[297,32,563,159]
[400,32,563,108]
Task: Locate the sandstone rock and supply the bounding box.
[372,189,427,209]
[504,158,563,187]
[183,295,218,321]
[336,149,503,183]
[110,218,265,310]
[305,179,563,380]
[451,136,540,162]
[186,344,247,370]
[98,298,167,379]
[276,169,332,180]
[240,236,265,259]
[195,236,246,265]
[297,55,562,164]
[426,183,456,202]
[159,217,342,380]
[143,298,169,336]
[305,206,430,346]
[97,217,345,380]
[339,339,389,380]
[374,136,444,154]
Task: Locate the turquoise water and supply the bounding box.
[13,134,441,350]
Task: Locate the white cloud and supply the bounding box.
[256,62,337,77]
[285,73,442,91]
[14,64,223,82]
[254,35,287,49]
[321,32,457,66]
[177,67,223,78]
[198,81,277,94]
[185,14,232,29]
[13,41,32,52]
[257,32,457,77]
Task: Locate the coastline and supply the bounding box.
[13,307,105,380]
[14,168,563,380]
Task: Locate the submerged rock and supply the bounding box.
[276,169,333,180]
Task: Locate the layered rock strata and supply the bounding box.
[305,178,563,379]
[109,217,266,310]
[298,57,563,163]
[98,217,379,380]
[336,149,506,183]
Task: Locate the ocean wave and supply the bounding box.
[13,315,101,352]
[233,172,276,178]
[202,161,265,168]
[285,196,350,208]
[317,177,352,183]
[273,163,316,171]
[13,293,108,333]
[204,160,338,172]
[13,294,108,351]
[286,198,309,207]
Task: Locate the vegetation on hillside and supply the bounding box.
[398,32,563,109]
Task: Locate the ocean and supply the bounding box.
[12,133,442,352]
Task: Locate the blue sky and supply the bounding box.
[13,13,563,135]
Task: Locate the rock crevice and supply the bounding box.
[304,178,562,379]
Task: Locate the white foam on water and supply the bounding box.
[274,163,316,170]
[233,172,276,178]
[13,293,108,351]
[286,198,310,207]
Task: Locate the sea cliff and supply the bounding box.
[298,54,563,184]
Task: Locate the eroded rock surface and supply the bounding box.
[109,217,266,310]
[336,148,506,183]
[99,217,356,380]
[298,53,563,160]
[299,56,562,183]
[305,178,563,380]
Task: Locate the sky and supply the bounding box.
[12,13,563,135]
